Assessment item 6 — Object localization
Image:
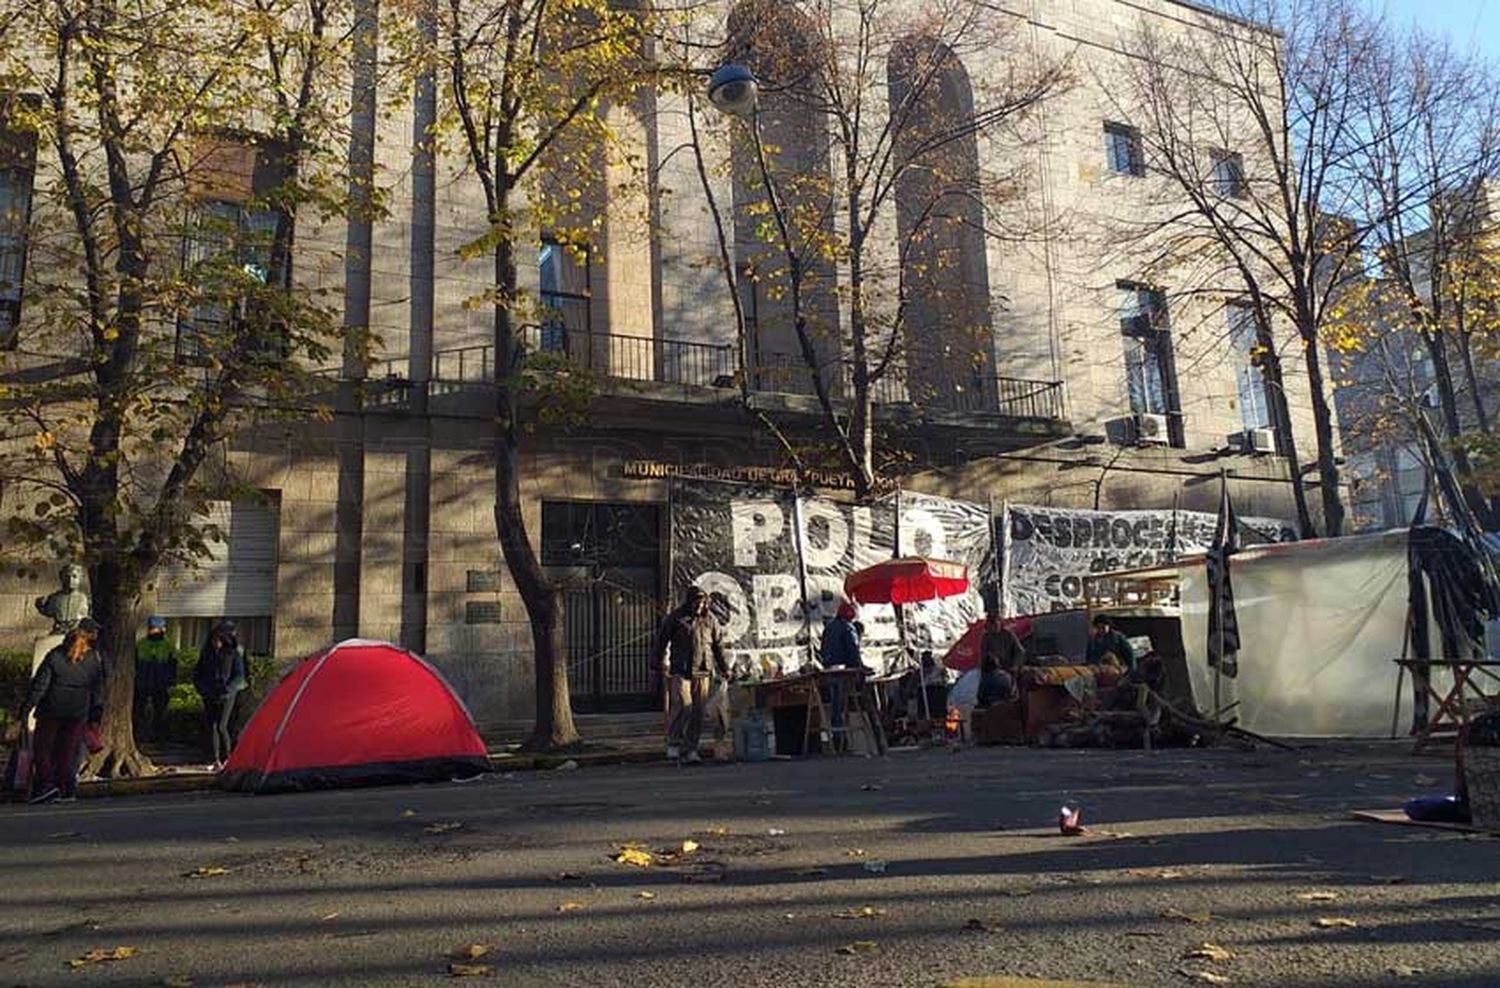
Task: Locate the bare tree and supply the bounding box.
[669,0,1067,498]
[1106,0,1430,537]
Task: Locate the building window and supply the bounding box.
[177,202,284,362]
[1119,281,1183,443]
[1211,150,1247,198]
[1104,122,1143,177]
[538,238,590,353]
[1228,302,1272,431]
[0,115,38,351]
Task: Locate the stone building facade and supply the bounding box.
[0,0,1337,727]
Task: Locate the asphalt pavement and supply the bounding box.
[2,742,1498,987]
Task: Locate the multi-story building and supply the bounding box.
[0,0,1334,725]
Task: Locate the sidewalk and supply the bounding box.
[69,719,667,799]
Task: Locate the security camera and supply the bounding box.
[707,63,758,119]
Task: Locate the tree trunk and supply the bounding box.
[1458,332,1492,434]
[1423,329,1496,527]
[492,187,579,751]
[1299,322,1345,536]
[84,560,153,778]
[1256,325,1317,537]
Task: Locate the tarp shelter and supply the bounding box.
[221,640,489,793]
[1093,527,1495,737]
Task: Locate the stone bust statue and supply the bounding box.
[34,563,90,635]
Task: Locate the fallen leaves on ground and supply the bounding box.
[680,839,700,854]
[636,891,656,900]
[1182,943,1233,962]
[1388,966,1424,978]
[613,847,653,867]
[1160,908,1216,924]
[1177,969,1232,984]
[767,827,787,836]
[319,912,340,923]
[450,945,492,961]
[835,940,878,956]
[1313,917,1358,929]
[67,946,138,968]
[701,826,730,837]
[1128,868,1184,880]
[833,906,886,920]
[557,902,586,913]
[182,867,231,879]
[424,822,463,835]
[845,848,867,857]
[447,962,494,977]
[1296,891,1340,902]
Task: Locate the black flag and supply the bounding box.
[1205,472,1241,678]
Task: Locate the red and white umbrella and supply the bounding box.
[843,557,969,606]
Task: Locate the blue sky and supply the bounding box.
[1372,0,1500,59]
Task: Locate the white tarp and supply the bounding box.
[1178,531,1416,737]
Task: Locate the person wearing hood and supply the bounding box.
[193,620,247,769]
[134,615,176,740]
[652,586,729,763]
[23,617,105,804]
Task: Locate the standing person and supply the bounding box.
[1085,614,1137,671]
[819,600,870,750]
[23,618,105,804]
[193,620,247,770]
[134,616,176,741]
[652,587,729,764]
[978,612,1023,707]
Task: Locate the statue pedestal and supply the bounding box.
[28,635,63,731]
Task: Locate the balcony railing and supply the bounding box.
[340,327,1065,422]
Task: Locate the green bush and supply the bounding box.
[0,649,32,739]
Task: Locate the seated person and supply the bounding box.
[977,654,1017,708]
[1085,614,1137,672]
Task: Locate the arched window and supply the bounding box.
[888,37,993,412]
[726,0,838,396]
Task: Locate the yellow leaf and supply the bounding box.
[68,946,139,967]
[450,944,491,960]
[680,839,699,854]
[557,901,585,912]
[447,962,494,976]
[613,847,653,867]
[636,891,656,900]
[424,822,463,835]
[1182,943,1233,962]
[182,866,231,879]
[1314,916,1357,929]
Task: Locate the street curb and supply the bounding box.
[66,742,666,800]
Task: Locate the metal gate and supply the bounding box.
[563,580,660,713]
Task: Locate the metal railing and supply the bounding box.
[335,328,1064,422]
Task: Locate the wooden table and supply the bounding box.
[737,668,887,757]
[1395,658,1500,753]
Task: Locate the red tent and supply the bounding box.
[942,616,1034,673]
[221,640,489,793]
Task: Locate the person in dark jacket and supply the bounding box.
[1085,614,1137,671]
[978,612,1022,707]
[24,618,105,804]
[819,600,873,746]
[193,620,247,769]
[652,587,729,763]
[134,615,176,740]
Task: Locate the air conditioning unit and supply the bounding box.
[1134,412,1171,444]
[1246,427,1276,453]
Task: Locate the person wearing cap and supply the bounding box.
[134,615,176,740]
[651,586,729,763]
[22,617,105,804]
[1085,613,1137,672]
[193,620,247,769]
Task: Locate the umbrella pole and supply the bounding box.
[897,604,930,723]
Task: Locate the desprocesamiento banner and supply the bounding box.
[1000,503,1296,616]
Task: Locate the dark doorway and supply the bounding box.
[542,501,662,713]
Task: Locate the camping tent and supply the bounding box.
[1105,527,1494,737]
[221,640,489,793]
